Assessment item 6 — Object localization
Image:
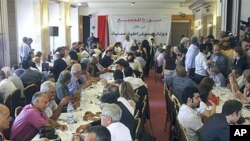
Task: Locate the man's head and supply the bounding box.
[84,125,111,141]
[21,60,30,69]
[23,37,29,43]
[31,92,49,111]
[101,103,122,127]
[123,67,134,77]
[106,50,113,57]
[199,44,208,55]
[71,63,82,79]
[181,87,200,108]
[1,67,11,78]
[0,104,10,131]
[222,100,242,124]
[58,70,72,84]
[241,40,250,51]
[125,35,130,41]
[115,59,128,71]
[213,43,221,55]
[40,81,56,101]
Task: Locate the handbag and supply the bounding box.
[39,126,59,140]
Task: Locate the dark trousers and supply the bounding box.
[194,73,206,84]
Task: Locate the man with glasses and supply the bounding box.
[199,100,243,141]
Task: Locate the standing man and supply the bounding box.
[177,86,203,141]
[19,37,32,62]
[123,34,134,54]
[200,100,243,141]
[87,32,96,49]
[185,36,199,79]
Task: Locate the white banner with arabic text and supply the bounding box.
[108,15,171,46]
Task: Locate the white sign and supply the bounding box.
[108,15,171,45]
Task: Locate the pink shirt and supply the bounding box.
[10,104,48,141]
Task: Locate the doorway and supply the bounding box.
[170,21,190,46]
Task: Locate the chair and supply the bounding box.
[134,118,142,141]
[173,118,189,141]
[3,89,22,118]
[24,84,39,104]
[141,100,154,137]
[171,94,181,113]
[164,84,174,140]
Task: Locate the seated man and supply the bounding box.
[10,92,50,141]
[163,65,198,104]
[101,103,132,141]
[200,100,243,141]
[100,49,114,68]
[20,60,42,87]
[123,67,147,90]
[68,63,85,95]
[40,81,68,129]
[177,86,203,141]
[0,70,17,102]
[0,104,10,140]
[72,125,111,141]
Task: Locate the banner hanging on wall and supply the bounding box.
[108,15,171,45]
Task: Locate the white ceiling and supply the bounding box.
[68,0,195,9]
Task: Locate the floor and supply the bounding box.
[143,70,170,141]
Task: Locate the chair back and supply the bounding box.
[134,118,142,141]
[173,118,189,141]
[24,84,39,104]
[4,89,22,118]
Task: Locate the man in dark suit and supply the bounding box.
[100,50,114,68]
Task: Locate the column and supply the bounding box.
[59,0,71,49]
[40,0,50,59]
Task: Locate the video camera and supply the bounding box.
[240,17,250,31]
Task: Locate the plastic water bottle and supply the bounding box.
[67,101,74,125]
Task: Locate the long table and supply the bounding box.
[212,87,250,124]
[32,81,104,141]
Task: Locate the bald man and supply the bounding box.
[0,104,10,140]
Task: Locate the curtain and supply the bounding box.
[98,16,107,49]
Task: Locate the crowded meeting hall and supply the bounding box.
[1,0,250,141]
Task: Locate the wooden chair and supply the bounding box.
[134,118,142,141]
[3,89,22,118]
[173,118,189,141]
[141,100,154,138]
[164,84,174,140]
[24,84,39,104]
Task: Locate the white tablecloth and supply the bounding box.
[32,81,104,141]
[212,87,250,124]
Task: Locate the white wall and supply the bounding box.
[241,0,250,22]
[79,6,193,36]
[16,0,41,51]
[71,7,79,44]
[49,3,60,52]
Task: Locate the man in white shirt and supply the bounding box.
[194,43,210,84]
[19,37,31,62]
[0,70,17,102]
[178,86,203,141]
[123,67,147,90]
[101,103,132,141]
[123,35,134,54]
[40,81,68,130]
[185,36,199,79]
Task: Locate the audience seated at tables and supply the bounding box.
[197,84,216,122]
[177,86,203,141]
[199,100,243,141]
[0,104,11,140]
[100,49,114,68]
[118,81,138,115]
[10,92,50,141]
[56,70,80,109]
[52,47,67,81]
[123,67,146,90]
[0,70,17,102]
[100,103,132,141]
[1,67,25,98]
[163,65,198,104]
[68,64,84,95]
[76,91,135,140]
[209,64,226,87]
[232,47,248,73]
[235,76,250,104]
[72,125,111,141]
[40,81,69,129]
[89,54,109,77]
[229,69,250,95]
[19,60,42,87]
[127,53,143,73]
